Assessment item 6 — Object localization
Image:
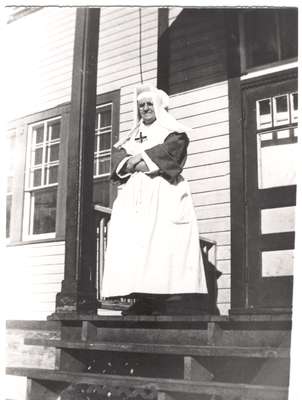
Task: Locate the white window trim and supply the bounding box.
[94,103,113,179]
[23,116,61,241]
[241,61,298,81]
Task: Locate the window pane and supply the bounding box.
[98,157,111,175]
[280,9,298,60]
[262,250,294,277]
[33,169,42,187]
[49,143,60,162]
[261,206,295,234]
[100,108,112,127]
[257,136,297,188]
[274,95,289,126]
[48,121,60,140]
[245,10,279,69]
[32,188,57,234]
[257,99,272,129]
[291,93,298,123]
[6,194,12,238]
[99,133,111,150]
[34,148,43,165]
[48,166,58,184]
[34,125,44,144]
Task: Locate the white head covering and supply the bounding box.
[114,84,191,149]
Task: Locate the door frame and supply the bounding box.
[229,67,297,314]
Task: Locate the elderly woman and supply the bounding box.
[101,85,207,315]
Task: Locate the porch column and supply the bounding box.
[55,7,100,314]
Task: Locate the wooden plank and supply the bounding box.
[216,245,231,261]
[170,83,228,107]
[192,189,230,207]
[23,339,290,358]
[6,368,289,399]
[186,148,229,168]
[194,203,230,220]
[188,135,230,154]
[217,289,231,304]
[98,69,156,96]
[183,161,229,181]
[189,175,230,195]
[180,109,229,130]
[216,260,231,274]
[170,96,228,120]
[199,232,230,246]
[198,217,231,234]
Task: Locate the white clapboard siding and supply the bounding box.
[97,8,158,97]
[192,189,230,207]
[186,175,229,195]
[6,8,76,121]
[195,203,230,220]
[217,260,231,274]
[217,245,231,261]
[183,161,230,181]
[5,241,65,320]
[188,136,230,155]
[186,148,230,168]
[198,217,231,235]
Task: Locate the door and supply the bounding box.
[244,75,297,310]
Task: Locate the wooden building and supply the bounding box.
[4,6,298,400]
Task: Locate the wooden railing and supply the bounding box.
[94,205,220,313]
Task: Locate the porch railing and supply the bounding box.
[94,204,220,313]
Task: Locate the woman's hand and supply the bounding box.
[126,154,143,172]
[134,160,149,172]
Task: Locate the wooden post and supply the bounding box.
[55,8,100,314]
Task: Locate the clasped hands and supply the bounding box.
[125,153,149,173]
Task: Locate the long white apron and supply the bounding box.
[101,171,207,297]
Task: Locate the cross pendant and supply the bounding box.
[135,132,147,143]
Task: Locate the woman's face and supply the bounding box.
[138,96,156,125]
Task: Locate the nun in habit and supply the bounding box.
[101,85,207,315]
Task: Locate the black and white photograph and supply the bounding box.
[0,3,300,399]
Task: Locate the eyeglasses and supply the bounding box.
[138,101,154,108]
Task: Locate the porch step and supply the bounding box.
[6,367,289,400]
[24,338,290,359]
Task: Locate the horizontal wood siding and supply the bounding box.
[97,7,159,140]
[169,83,231,314]
[6,8,76,121]
[5,241,65,319]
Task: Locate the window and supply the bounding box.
[94,104,112,178]
[93,90,120,208]
[6,134,16,239]
[256,92,298,189]
[23,117,61,239]
[241,8,298,71]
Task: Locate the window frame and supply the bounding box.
[238,9,298,75]
[23,115,62,241]
[7,89,120,245]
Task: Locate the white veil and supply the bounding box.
[114,84,192,149]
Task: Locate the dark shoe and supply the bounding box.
[121,298,154,316]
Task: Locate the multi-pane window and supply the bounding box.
[24,117,61,238]
[256,92,298,189]
[6,134,16,239]
[242,9,298,71]
[94,104,112,178]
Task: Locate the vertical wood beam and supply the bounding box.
[55,8,100,314]
[157,8,170,93]
[224,10,247,310]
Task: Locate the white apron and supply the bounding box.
[101,122,207,297]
